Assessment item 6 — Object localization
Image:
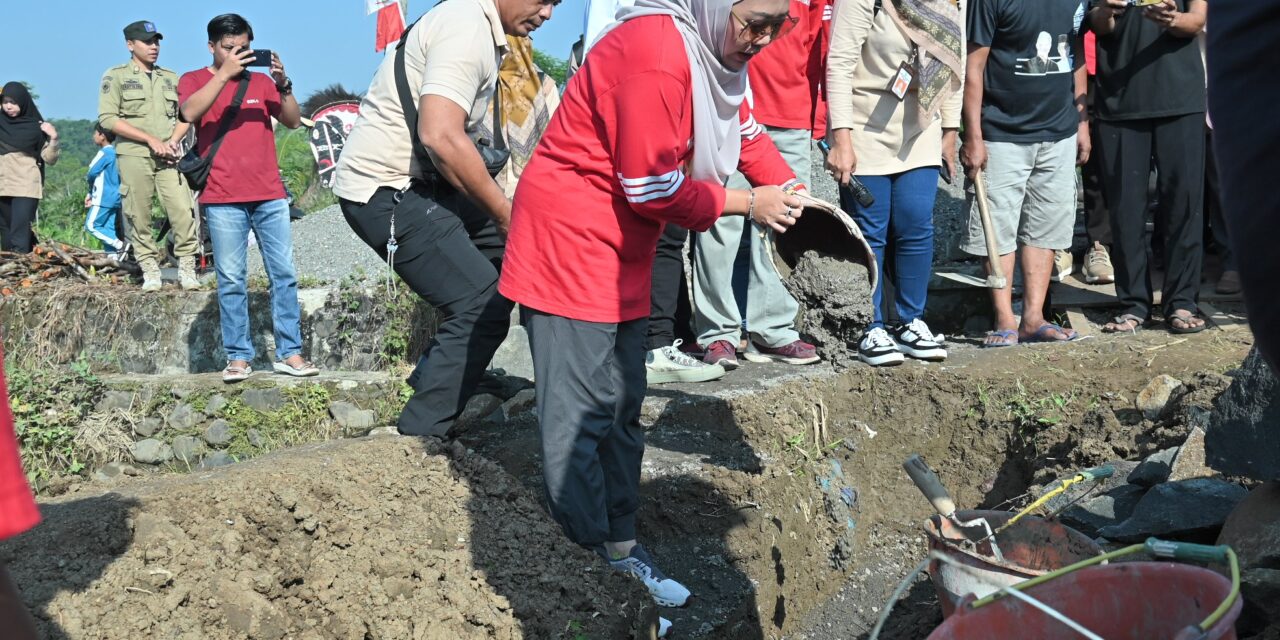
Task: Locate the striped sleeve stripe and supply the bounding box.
[741,115,765,139]
[618,170,685,204]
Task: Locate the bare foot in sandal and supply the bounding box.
[983,329,1019,348]
[223,360,252,383]
[1168,309,1206,334]
[1103,314,1143,334]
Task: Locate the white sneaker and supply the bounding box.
[609,544,691,608]
[893,318,948,362]
[858,327,905,367]
[658,617,672,638]
[646,340,725,385]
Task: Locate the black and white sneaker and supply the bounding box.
[858,327,905,367]
[893,318,948,362]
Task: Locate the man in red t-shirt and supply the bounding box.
[690,0,830,370]
[178,13,320,383]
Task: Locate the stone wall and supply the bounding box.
[0,285,436,375]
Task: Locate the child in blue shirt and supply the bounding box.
[85,124,126,256]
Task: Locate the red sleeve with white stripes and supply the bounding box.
[600,70,726,232]
[737,100,800,188]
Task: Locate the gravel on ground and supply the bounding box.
[247,204,385,285]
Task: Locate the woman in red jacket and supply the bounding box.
[0,346,41,639]
[498,0,801,634]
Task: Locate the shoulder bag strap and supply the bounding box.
[396,19,506,161]
[394,19,432,165]
[201,74,252,166]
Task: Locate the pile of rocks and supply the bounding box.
[1045,348,1280,635]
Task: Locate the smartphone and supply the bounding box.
[245,48,273,67]
[1127,0,1164,6]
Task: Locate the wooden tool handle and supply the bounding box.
[903,455,956,517]
[973,168,1006,283]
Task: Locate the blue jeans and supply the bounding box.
[206,199,303,363]
[847,167,940,329]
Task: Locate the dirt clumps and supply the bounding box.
[1,436,655,639]
[785,250,874,368]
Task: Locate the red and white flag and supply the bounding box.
[367,0,406,53]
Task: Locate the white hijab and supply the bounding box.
[597,0,747,185]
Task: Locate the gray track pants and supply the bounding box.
[523,308,646,546]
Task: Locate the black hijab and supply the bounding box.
[0,81,48,156]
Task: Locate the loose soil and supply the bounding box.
[1,436,656,639]
[4,324,1262,639]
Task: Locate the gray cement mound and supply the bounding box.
[785,250,873,369]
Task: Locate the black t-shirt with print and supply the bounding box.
[1093,0,1205,121]
[968,0,1086,143]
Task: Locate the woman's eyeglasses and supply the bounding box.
[730,11,799,44]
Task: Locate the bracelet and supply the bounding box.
[276,77,293,95]
[746,189,757,224]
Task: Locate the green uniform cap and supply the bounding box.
[123,20,163,42]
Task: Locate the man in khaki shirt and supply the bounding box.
[335,0,554,440]
[98,20,200,292]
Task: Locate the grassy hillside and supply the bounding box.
[34,119,333,248]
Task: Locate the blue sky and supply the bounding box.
[8,0,586,120]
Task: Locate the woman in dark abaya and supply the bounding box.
[0,81,59,254]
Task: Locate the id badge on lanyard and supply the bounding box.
[889,47,919,101]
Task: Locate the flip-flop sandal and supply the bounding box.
[1102,314,1143,335]
[982,329,1019,348]
[222,363,252,383]
[1168,310,1207,335]
[1022,323,1080,344]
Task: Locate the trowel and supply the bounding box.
[903,454,1004,562]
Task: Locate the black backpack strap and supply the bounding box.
[394,18,504,169]
[201,75,252,167]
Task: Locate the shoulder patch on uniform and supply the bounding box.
[102,77,113,94]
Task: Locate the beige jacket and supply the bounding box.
[826,0,963,175]
[0,138,59,199]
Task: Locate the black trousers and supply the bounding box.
[340,181,512,437]
[1208,0,1280,368]
[524,308,645,546]
[1082,81,1112,247]
[1096,113,1205,318]
[0,197,38,254]
[647,222,689,351]
[1204,128,1234,271]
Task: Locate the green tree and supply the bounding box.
[533,49,568,86]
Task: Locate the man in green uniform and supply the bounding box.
[97,20,200,291]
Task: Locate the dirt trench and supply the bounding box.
[3,327,1255,639]
[461,328,1254,639]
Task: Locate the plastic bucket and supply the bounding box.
[926,562,1242,640]
[925,510,1102,617]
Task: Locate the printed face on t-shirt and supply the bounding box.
[1014,1,1085,77]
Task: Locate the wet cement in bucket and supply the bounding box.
[785,251,874,369]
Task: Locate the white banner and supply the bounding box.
[366,0,398,15]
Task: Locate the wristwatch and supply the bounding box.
[276,77,293,96]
